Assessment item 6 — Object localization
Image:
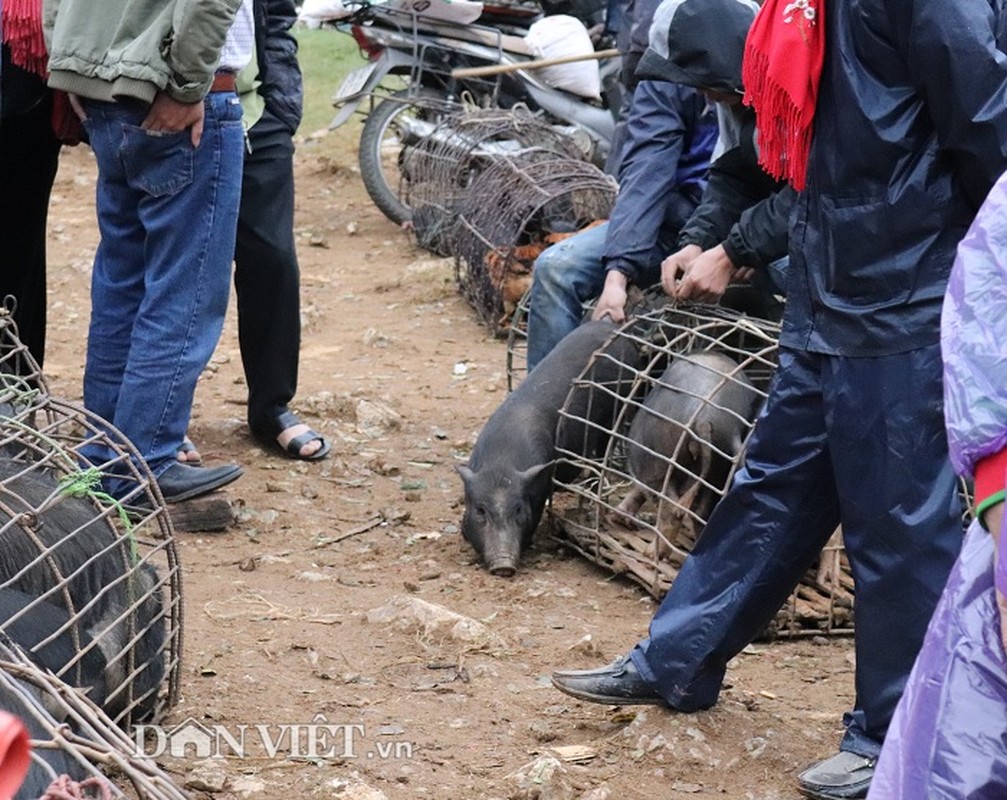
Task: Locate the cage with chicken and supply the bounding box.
[452,152,616,333]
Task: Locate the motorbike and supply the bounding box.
[323,0,622,225]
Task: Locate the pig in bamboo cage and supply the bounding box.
[0,635,188,799]
[549,303,855,637]
[0,316,182,733]
[452,152,616,334]
[401,106,585,257]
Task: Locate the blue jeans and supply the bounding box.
[81,93,244,478]
[527,222,613,371]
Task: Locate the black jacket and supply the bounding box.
[676,104,793,270]
[637,0,792,272]
[253,0,303,133]
[783,0,1007,357]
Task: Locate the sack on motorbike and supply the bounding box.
[524,15,601,100]
[298,0,354,26]
[390,0,485,23]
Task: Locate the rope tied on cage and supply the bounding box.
[40,774,115,800]
[56,468,138,565]
[0,371,42,410]
[56,468,134,536]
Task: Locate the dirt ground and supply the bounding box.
[41,133,856,800]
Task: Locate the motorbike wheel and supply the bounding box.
[358,88,454,225]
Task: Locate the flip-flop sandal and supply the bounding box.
[177,437,202,466]
[279,429,332,461]
[253,410,331,462]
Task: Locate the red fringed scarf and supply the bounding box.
[741,0,825,191]
[2,0,48,77]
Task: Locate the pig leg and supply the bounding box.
[675,421,716,520]
[815,528,844,588]
[653,497,690,566]
[610,485,648,529]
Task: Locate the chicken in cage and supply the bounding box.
[453,152,616,333]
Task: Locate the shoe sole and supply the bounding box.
[798,784,871,800]
[162,467,243,504]
[550,676,665,706]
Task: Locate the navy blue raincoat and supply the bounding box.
[783,0,1007,357]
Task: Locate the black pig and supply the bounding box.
[0,458,166,724]
[458,320,639,576]
[616,350,760,550]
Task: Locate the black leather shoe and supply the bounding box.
[797,751,875,799]
[155,462,243,504]
[551,655,665,705]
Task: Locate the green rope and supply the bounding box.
[57,467,139,563]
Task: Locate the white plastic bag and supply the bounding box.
[524,15,601,100]
[388,0,486,24]
[297,0,355,26]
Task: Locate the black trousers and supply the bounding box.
[234,109,301,434]
[0,94,61,369]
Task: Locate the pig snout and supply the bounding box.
[476,534,523,576]
[475,520,526,578]
[487,558,519,578]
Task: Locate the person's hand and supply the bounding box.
[68,93,86,121]
[987,501,1007,654]
[142,93,205,147]
[592,271,629,323]
[660,244,703,298]
[671,244,737,303]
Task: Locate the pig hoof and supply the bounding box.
[608,506,640,530]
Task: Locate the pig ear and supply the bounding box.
[516,462,553,484]
[456,464,476,486]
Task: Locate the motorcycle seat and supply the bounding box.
[404,15,534,54]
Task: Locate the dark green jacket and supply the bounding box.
[43,0,242,104]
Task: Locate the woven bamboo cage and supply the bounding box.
[549,303,854,637]
[0,635,188,799]
[505,281,784,390]
[505,282,681,391]
[402,106,585,257]
[0,312,182,732]
[453,153,616,334]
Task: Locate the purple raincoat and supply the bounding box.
[868,171,1007,797]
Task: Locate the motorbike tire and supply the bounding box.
[358,88,455,225]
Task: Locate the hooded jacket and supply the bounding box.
[783,0,1007,357]
[638,0,793,271]
[42,0,242,104]
[602,79,716,283]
